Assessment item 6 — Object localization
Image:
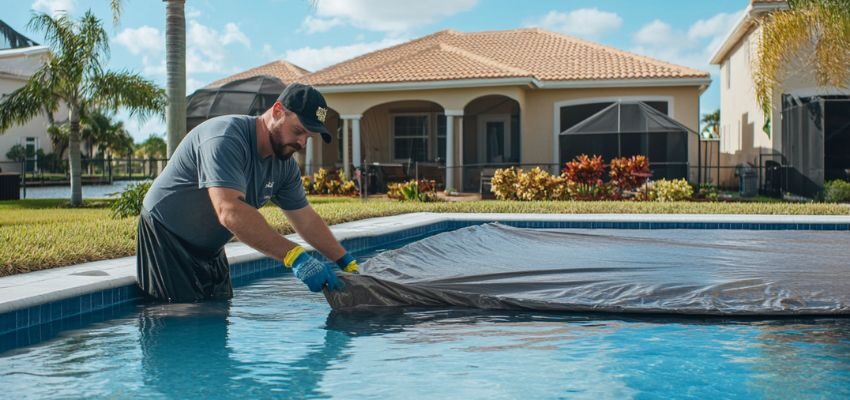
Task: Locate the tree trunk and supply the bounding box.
[69,106,82,206]
[165,0,186,158]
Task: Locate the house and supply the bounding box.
[710,0,850,197]
[0,20,60,173]
[298,28,711,192]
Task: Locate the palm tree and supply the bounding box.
[136,134,168,159]
[0,11,165,206]
[700,110,720,139]
[81,108,134,159]
[753,0,850,135]
[164,0,186,157]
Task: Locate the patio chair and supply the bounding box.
[480,167,497,199]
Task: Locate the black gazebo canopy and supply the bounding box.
[559,101,698,180]
[186,75,286,132]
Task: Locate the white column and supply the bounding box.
[445,115,455,191]
[342,118,350,178]
[445,110,464,192]
[351,116,362,169]
[305,136,314,176]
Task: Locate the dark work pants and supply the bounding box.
[136,210,233,302]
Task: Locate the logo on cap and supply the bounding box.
[316,106,327,123]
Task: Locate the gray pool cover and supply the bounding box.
[324,223,850,316]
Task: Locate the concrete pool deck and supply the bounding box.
[2,212,850,316]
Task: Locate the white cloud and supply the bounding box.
[186,78,204,94]
[262,43,275,58]
[222,23,251,48]
[300,15,344,34]
[630,11,743,71]
[32,0,74,16]
[284,38,406,71]
[186,20,251,74]
[141,55,166,76]
[525,8,623,39]
[185,6,202,19]
[634,20,675,47]
[114,26,162,55]
[308,0,477,35]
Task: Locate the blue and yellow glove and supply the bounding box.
[335,253,360,274]
[283,246,344,292]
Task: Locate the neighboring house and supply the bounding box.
[298,28,711,192]
[0,20,59,173]
[710,0,850,196]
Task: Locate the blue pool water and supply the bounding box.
[1,229,850,399]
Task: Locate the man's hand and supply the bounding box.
[284,246,344,292]
[336,253,360,274]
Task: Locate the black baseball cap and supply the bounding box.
[277,83,332,143]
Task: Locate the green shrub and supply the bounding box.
[306,168,358,196]
[387,179,438,202]
[646,179,694,202]
[567,181,614,201]
[491,167,519,200]
[824,180,850,203]
[516,167,554,201]
[111,180,152,218]
[697,184,719,201]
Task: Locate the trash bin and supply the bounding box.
[0,173,21,201]
[737,165,757,197]
[763,160,783,198]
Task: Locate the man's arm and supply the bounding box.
[283,204,346,262]
[208,186,298,261]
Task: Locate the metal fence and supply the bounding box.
[0,156,169,189]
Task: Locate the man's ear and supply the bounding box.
[273,102,286,117]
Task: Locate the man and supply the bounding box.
[137,83,358,302]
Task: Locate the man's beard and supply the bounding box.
[269,132,302,160]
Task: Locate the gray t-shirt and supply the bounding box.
[142,115,308,252]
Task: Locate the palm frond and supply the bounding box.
[110,0,123,26]
[754,1,850,136]
[88,71,167,121]
[26,12,74,52]
[0,68,56,132]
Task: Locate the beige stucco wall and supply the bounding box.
[0,76,60,172]
[318,83,703,189]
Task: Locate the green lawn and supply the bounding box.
[1,197,847,277]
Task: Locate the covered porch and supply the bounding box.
[305,88,524,194]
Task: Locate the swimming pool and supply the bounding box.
[1,214,849,399]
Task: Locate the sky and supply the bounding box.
[5,0,749,142]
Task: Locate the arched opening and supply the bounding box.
[340,100,447,193]
[462,95,521,191]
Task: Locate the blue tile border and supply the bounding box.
[2,217,848,347]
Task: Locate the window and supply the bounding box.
[393,115,429,162]
[725,60,731,90]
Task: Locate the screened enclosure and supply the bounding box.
[186,75,286,132]
[0,20,38,50]
[781,95,850,197]
[559,102,695,180]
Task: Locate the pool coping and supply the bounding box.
[2,212,850,316]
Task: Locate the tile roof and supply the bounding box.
[205,60,309,88]
[303,28,710,87]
